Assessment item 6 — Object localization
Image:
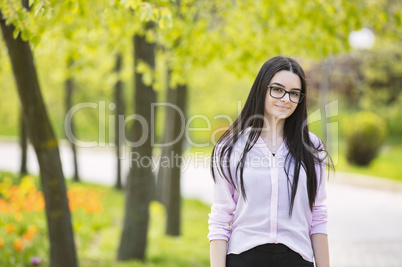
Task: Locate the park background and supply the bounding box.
[0,0,401,266]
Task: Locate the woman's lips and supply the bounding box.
[275,105,289,109]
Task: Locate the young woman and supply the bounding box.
[208,56,333,267]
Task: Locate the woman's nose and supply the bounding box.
[280,93,291,102]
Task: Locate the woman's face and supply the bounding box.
[264,70,301,121]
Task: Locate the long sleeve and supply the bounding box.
[207,162,237,242]
[310,139,328,236]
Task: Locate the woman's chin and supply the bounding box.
[274,112,290,119]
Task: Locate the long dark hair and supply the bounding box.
[211,56,334,216]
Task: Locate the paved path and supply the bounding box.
[1,139,402,266]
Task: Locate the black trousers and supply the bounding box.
[226,243,314,267]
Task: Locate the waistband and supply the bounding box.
[252,243,292,253]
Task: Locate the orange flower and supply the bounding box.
[67,187,104,213]
[13,239,24,252]
[34,193,45,211]
[14,212,23,222]
[23,226,38,241]
[6,223,15,233]
[0,239,4,248]
[23,231,34,241]
[28,225,38,234]
[0,199,10,214]
[23,191,45,213]
[9,185,20,196]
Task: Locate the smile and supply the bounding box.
[275,105,290,109]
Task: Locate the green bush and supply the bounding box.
[345,112,387,166]
[387,107,402,136]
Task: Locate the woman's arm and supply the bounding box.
[208,148,236,266]
[210,239,227,267]
[309,134,330,266]
[311,233,330,267]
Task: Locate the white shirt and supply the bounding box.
[207,130,328,262]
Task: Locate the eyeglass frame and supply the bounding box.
[267,85,305,104]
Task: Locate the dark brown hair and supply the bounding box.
[211,56,333,216]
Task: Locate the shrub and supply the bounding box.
[387,107,402,136]
[345,111,387,166]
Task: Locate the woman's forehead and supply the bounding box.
[269,70,301,89]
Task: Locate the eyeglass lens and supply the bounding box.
[270,87,302,103]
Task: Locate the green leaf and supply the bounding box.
[21,29,30,41]
[124,0,141,10]
[12,28,20,39]
[31,35,41,46]
[139,2,156,22]
[158,7,173,28]
[136,60,154,86]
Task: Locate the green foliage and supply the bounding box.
[0,0,173,44]
[345,111,388,166]
[0,172,113,266]
[306,106,402,181]
[211,0,393,77]
[0,172,211,266]
[387,107,402,136]
[0,174,48,266]
[360,43,402,108]
[337,138,402,182]
[0,0,50,45]
[0,0,175,142]
[1,0,400,142]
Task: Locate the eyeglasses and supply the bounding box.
[267,85,305,103]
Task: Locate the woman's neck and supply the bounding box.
[261,115,285,150]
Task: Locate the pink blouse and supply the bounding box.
[207,130,328,262]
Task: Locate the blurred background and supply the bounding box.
[0,0,401,266]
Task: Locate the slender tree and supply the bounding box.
[65,57,80,182]
[0,11,77,267]
[117,29,156,261]
[114,53,124,190]
[155,70,172,206]
[164,81,187,236]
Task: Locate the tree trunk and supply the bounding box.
[164,83,187,236]
[155,70,174,205]
[114,53,124,190]
[19,110,28,176]
[117,33,156,261]
[65,58,80,182]
[1,14,78,267]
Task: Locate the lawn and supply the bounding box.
[335,136,402,182]
[0,172,211,267]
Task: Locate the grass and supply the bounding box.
[79,189,211,267]
[336,136,402,182]
[0,172,211,266]
[71,181,211,267]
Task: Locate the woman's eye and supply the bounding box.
[290,92,300,97]
[272,87,282,92]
